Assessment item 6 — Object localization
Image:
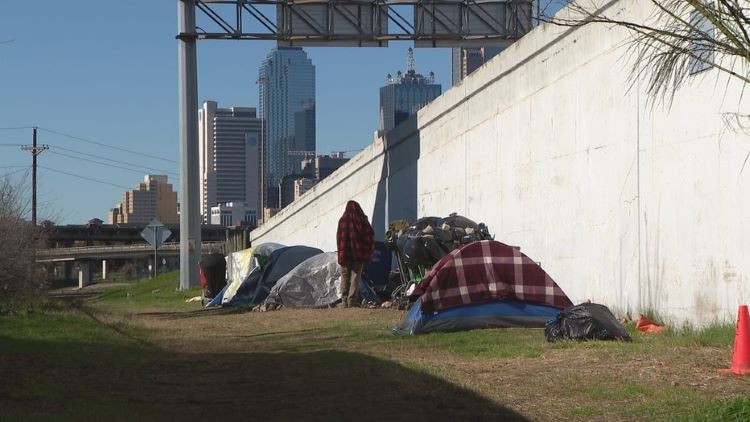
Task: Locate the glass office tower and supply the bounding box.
[258,47,316,208]
[379,48,442,133]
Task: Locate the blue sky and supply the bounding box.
[0,1,564,224]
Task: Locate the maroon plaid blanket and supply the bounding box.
[411,240,572,313]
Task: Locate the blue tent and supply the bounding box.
[395,296,560,335]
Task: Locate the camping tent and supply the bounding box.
[206,242,285,308]
[262,252,341,309]
[395,240,572,335]
[226,243,285,286]
[249,245,324,305]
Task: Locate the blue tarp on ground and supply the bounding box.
[394,296,560,335]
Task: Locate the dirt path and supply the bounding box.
[102,307,748,421]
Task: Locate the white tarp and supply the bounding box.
[262,252,341,309]
[221,242,285,306]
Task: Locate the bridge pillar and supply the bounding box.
[102,260,107,280]
[64,261,75,281]
[78,261,91,289]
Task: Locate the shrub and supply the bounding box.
[0,176,44,299]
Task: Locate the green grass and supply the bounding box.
[0,300,162,421]
[404,328,547,358]
[680,395,750,421]
[89,270,203,311]
[1,279,745,421]
[0,303,157,361]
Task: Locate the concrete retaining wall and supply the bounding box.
[251,0,750,326]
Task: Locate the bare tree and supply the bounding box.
[0,174,44,298]
[539,0,750,104]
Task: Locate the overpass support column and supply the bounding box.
[78,261,91,289]
[102,260,107,280]
[65,261,74,281]
[177,0,201,290]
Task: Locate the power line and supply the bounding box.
[0,126,34,130]
[48,150,179,177]
[37,127,178,164]
[39,166,132,190]
[49,144,178,176]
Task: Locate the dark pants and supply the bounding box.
[340,260,364,306]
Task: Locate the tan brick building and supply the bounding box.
[108,175,178,225]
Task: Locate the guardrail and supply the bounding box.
[36,241,228,261]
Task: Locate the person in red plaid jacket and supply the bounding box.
[336,200,375,308]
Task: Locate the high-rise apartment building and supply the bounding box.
[108,175,178,225]
[258,47,316,209]
[198,101,262,223]
[451,47,503,86]
[380,48,442,133]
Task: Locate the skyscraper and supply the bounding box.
[258,47,316,209]
[451,47,503,86]
[198,101,262,223]
[108,175,178,225]
[379,48,442,133]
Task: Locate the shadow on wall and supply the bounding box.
[372,115,420,239]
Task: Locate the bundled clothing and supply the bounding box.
[336,200,375,307]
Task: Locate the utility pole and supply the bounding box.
[20,127,49,226]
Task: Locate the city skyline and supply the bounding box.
[0,2,551,224]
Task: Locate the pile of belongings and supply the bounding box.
[386,213,493,286]
[394,240,573,335]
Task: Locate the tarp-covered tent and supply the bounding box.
[206,242,285,308]
[395,240,572,335]
[226,243,285,286]
[262,252,341,310]
[249,245,323,305]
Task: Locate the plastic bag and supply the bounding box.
[545,303,632,342]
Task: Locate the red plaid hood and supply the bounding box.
[336,200,375,264]
[411,240,572,313]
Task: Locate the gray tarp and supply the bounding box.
[262,252,341,309]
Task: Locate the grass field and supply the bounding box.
[1,271,748,421]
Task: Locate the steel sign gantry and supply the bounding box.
[177,0,532,289]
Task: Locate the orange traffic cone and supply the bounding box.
[720,305,750,376]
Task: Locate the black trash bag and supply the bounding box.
[545,303,632,342]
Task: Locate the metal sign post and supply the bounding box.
[140,219,173,278]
